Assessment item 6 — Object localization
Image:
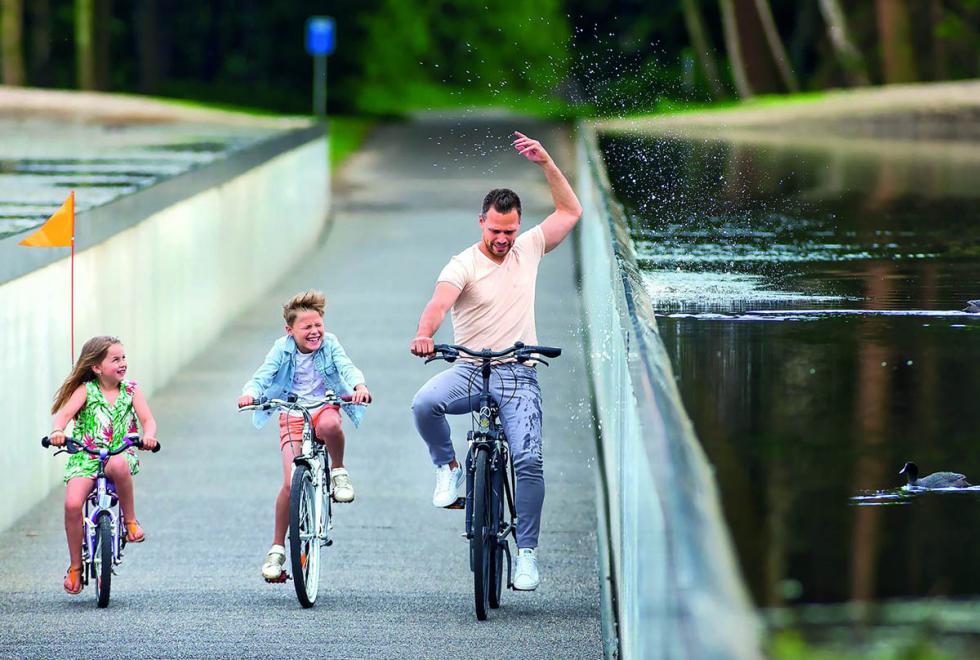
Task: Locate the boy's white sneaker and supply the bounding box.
[261,544,286,581]
[513,548,540,591]
[432,463,464,508]
[330,468,355,503]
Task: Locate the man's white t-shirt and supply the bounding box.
[437,225,546,352]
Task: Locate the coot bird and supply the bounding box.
[899,462,971,489]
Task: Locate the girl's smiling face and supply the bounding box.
[287,310,325,353]
[93,343,127,385]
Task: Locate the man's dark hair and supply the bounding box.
[481,188,522,219]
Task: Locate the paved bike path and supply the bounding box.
[0,116,603,658]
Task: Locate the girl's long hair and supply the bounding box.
[50,336,121,414]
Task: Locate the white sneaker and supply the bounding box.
[261,544,286,581]
[330,468,355,503]
[513,548,540,591]
[432,463,464,508]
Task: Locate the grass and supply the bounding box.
[328,115,376,169]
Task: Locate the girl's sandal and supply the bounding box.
[125,520,145,543]
[63,566,83,595]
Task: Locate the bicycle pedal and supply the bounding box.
[265,572,290,584]
[445,497,466,510]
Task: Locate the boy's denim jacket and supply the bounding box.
[242,334,366,429]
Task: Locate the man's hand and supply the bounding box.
[238,395,254,408]
[513,131,551,165]
[410,335,435,358]
[352,384,372,404]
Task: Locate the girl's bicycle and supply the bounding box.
[238,391,358,608]
[41,433,161,608]
[425,341,561,621]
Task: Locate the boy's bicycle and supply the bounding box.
[239,391,358,608]
[41,433,162,608]
[424,341,561,621]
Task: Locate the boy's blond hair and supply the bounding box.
[283,290,326,325]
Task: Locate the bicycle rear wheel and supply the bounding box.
[472,448,492,620]
[93,513,112,608]
[289,464,321,608]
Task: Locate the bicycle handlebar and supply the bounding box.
[238,392,359,413]
[428,341,562,364]
[41,434,161,454]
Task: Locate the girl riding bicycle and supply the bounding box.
[238,290,371,582]
[48,335,159,595]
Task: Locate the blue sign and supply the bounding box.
[305,16,335,56]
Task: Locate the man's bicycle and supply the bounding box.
[424,341,561,620]
[238,391,359,608]
[41,433,162,608]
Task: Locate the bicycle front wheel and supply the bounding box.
[289,464,321,608]
[94,513,113,608]
[472,448,492,621]
[488,464,504,609]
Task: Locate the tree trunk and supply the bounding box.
[29,0,51,86]
[94,0,110,90]
[135,0,160,92]
[719,0,752,98]
[1,0,25,86]
[681,0,727,100]
[930,0,947,80]
[875,0,917,83]
[818,0,870,86]
[753,0,799,92]
[75,0,95,89]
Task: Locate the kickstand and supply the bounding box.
[501,540,514,590]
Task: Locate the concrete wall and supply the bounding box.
[576,125,761,659]
[0,131,328,533]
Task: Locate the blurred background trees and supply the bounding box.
[0,0,977,116]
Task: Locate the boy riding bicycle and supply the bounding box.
[238,290,371,581]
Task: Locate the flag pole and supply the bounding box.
[70,190,75,364]
[70,229,75,363]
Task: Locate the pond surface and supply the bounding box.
[0,117,283,241]
[600,130,980,629]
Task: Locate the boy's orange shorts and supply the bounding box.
[278,405,341,446]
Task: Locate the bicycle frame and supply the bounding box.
[82,448,125,581]
[464,360,518,588]
[289,403,331,546]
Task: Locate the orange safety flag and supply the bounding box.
[19,191,74,247]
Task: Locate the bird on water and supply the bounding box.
[899,462,971,489]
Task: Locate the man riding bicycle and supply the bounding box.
[409,130,582,591]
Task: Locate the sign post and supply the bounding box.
[305,16,335,117]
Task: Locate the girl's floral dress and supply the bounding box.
[63,380,140,483]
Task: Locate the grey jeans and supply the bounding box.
[411,362,544,548]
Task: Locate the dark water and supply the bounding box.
[600,132,980,620]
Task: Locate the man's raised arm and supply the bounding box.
[410,282,462,357]
[513,131,583,253]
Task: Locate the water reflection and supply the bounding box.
[600,130,980,613]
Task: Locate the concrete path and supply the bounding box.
[0,116,603,658]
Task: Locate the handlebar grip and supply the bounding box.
[151,442,162,453]
[41,437,51,448]
[534,346,562,358]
